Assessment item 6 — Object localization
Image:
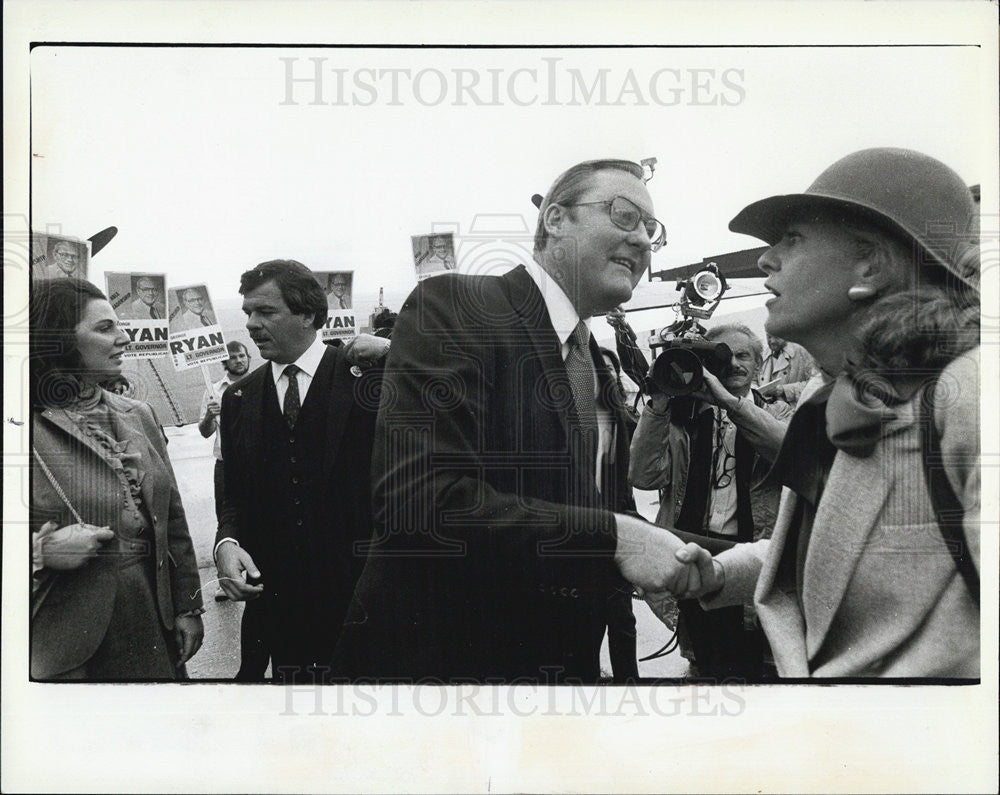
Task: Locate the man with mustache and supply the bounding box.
[213,260,384,681]
[629,323,791,681]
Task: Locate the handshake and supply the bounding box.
[613,513,724,602]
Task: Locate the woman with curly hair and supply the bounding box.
[30,278,204,679]
[669,148,980,678]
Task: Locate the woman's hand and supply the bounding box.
[174,615,204,666]
[34,520,114,570]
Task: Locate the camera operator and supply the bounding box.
[629,324,791,681]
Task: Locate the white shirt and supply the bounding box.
[200,375,236,460]
[270,334,328,408]
[214,334,328,560]
[707,408,739,536]
[523,261,614,490]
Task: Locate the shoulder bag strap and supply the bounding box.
[919,380,980,606]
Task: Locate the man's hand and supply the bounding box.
[34,521,115,570]
[674,542,726,599]
[174,615,204,666]
[198,398,221,437]
[690,369,738,410]
[215,542,264,600]
[613,514,703,595]
[342,333,390,369]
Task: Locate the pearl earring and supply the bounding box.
[847,285,877,301]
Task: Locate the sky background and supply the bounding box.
[29,44,987,342]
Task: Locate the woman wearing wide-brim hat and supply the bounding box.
[672,148,980,678]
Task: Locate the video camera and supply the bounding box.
[648,263,731,397]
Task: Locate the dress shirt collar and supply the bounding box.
[270,334,327,385]
[523,259,588,348]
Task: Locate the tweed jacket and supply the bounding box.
[704,349,981,677]
[31,392,203,678]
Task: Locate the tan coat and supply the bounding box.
[706,349,980,677]
[31,392,203,678]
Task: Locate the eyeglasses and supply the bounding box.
[712,419,736,489]
[561,196,667,251]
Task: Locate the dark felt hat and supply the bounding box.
[729,148,979,289]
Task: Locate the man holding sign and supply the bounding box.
[213,259,382,681]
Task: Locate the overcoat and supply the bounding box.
[333,266,637,682]
[705,349,981,677]
[31,392,203,678]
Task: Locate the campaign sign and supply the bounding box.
[105,272,170,359]
[411,233,456,282]
[167,283,228,370]
[32,232,90,282]
[314,269,358,342]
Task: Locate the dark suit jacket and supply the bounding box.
[31,393,203,679]
[216,343,379,670]
[333,265,636,683]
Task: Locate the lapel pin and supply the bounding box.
[350,365,363,378]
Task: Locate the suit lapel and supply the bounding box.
[502,265,571,440]
[38,406,117,469]
[238,366,268,466]
[591,336,629,486]
[320,346,353,483]
[801,409,918,658]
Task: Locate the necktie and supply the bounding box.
[566,321,598,481]
[282,364,301,429]
[340,297,348,309]
[150,305,160,320]
[201,313,212,327]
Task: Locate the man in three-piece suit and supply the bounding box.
[333,159,696,683]
[214,259,382,681]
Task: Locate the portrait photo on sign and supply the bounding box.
[168,284,217,332]
[317,270,353,310]
[412,232,457,280]
[32,233,89,281]
[107,272,167,320]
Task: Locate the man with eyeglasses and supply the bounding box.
[326,274,351,310]
[129,275,166,320]
[333,159,695,684]
[630,323,791,681]
[45,239,85,279]
[175,287,217,331]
